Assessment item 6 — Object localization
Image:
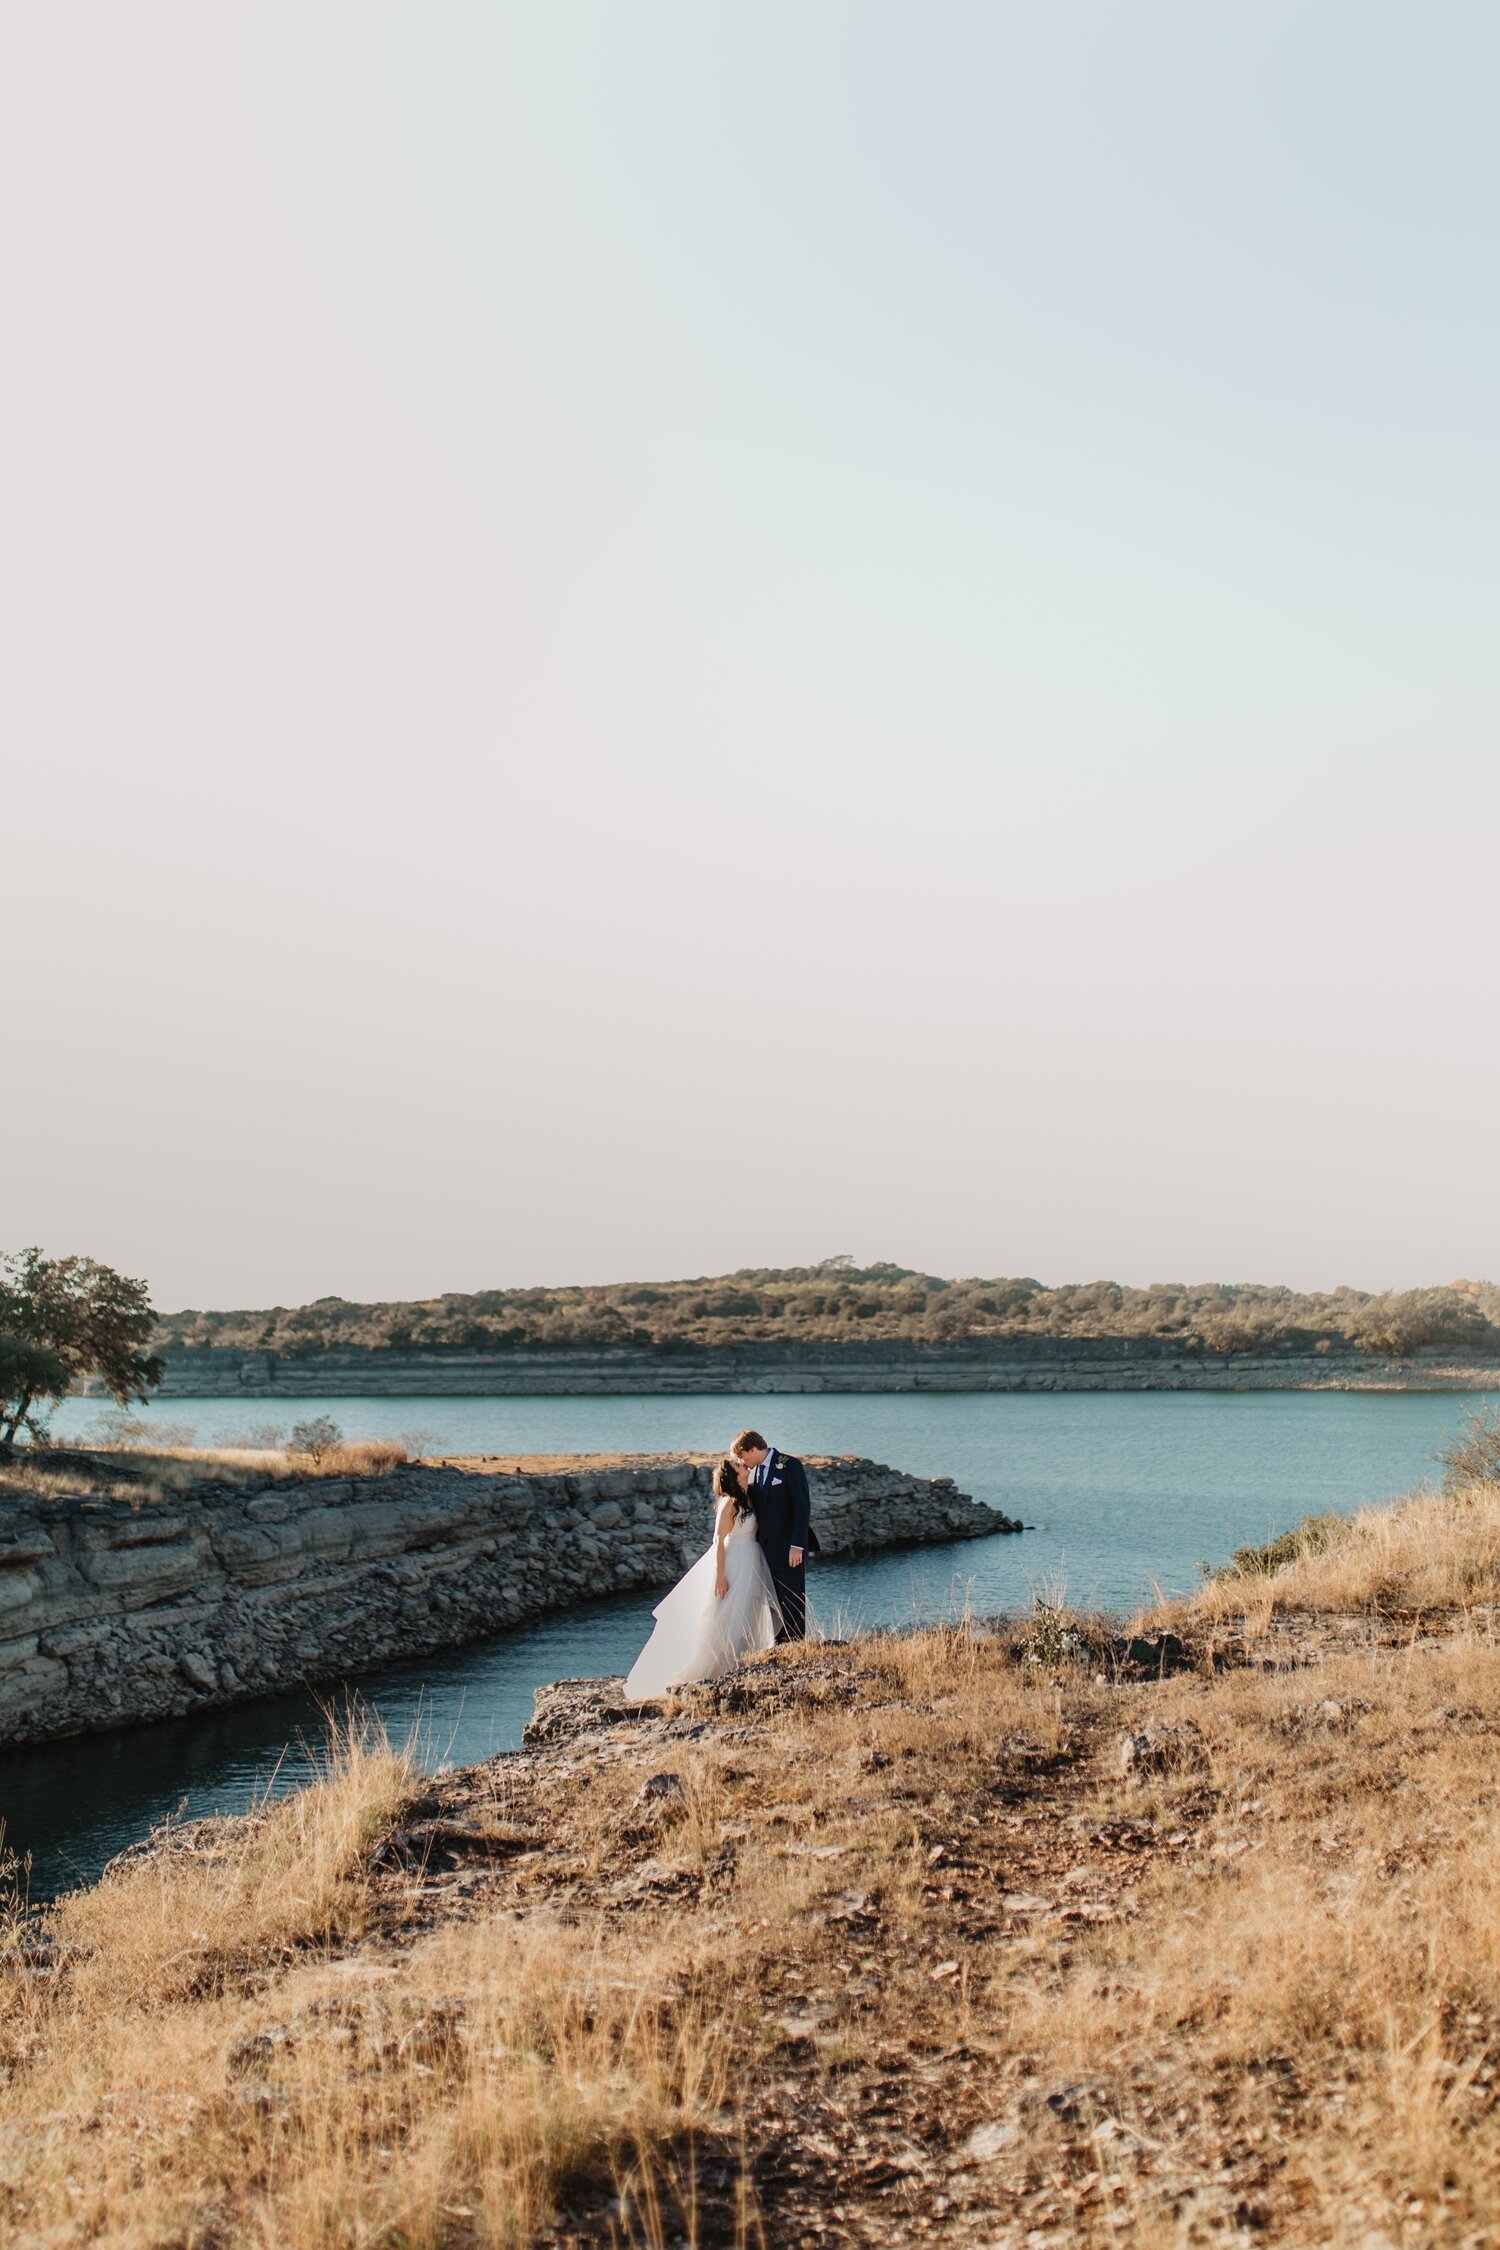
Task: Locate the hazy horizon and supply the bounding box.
[7,5,1498,1312]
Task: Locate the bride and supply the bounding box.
[624,1457,785,1700]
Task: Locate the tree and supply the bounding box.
[0,1248,165,1446]
[1344,1289,1482,1359]
[0,1336,69,1442]
[288,1416,343,1464]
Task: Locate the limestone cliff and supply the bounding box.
[0,1454,1017,1746]
[144,1339,1500,1397]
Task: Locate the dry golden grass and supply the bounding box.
[988,1629,1500,2241]
[779,1612,1500,2242]
[12,1486,1500,2243]
[0,1721,740,2250]
[0,1436,426,1509]
[1165,1475,1500,1632]
[53,1709,415,2006]
[292,1437,417,1478]
[1,1712,413,2242]
[0,1454,164,1505]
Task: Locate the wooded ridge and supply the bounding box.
[155,1262,1500,1360]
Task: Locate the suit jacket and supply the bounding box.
[753,1447,812,1559]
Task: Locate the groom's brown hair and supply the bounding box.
[731,1429,767,1456]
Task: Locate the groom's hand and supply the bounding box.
[789,1547,804,1568]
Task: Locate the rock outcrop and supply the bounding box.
[0,1454,1017,1747]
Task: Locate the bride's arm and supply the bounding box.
[713,1496,735,1599]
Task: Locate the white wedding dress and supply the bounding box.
[624,1510,784,1701]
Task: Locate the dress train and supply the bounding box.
[624,1517,785,1701]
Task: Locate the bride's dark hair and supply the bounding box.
[713,1456,754,1519]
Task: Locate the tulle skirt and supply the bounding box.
[624,1532,785,1702]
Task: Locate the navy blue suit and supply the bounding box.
[752,1447,812,1642]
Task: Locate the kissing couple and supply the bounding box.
[625,1429,821,1702]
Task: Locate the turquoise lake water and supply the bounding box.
[7,1386,1487,1900]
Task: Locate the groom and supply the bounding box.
[732,1428,812,1642]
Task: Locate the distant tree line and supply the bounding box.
[154,1262,1500,1361]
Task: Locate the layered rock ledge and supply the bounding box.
[0,1453,1016,1747]
[145,1338,1500,1396]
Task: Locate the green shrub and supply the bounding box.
[288,1416,343,1464]
[1439,1407,1500,1491]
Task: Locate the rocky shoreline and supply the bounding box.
[0,1452,1016,1747]
[142,1338,1500,1396]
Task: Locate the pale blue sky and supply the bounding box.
[4,4,1496,1308]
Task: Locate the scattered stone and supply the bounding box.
[227,2023,292,2078]
[1028,2078,1112,2125]
[994,1733,1050,1764]
[1115,1720,1205,1777]
[4,1933,88,1975]
[777,2004,836,2040]
[611,1857,673,1896]
[1283,1695,1373,1733]
[962,2121,1021,2162]
[1116,1630,1196,1676]
[393,1818,538,1864]
[638,1771,684,1805]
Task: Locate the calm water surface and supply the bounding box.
[7,1387,1485,1900]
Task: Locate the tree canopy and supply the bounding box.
[154,1263,1500,1362]
[0,1249,164,1445]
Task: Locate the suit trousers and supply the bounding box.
[763,1546,806,1641]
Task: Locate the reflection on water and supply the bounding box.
[9,1386,1485,1900]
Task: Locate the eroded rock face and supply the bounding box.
[0,1455,1018,1746]
[149,1340,1500,1396]
[523,1677,637,1746]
